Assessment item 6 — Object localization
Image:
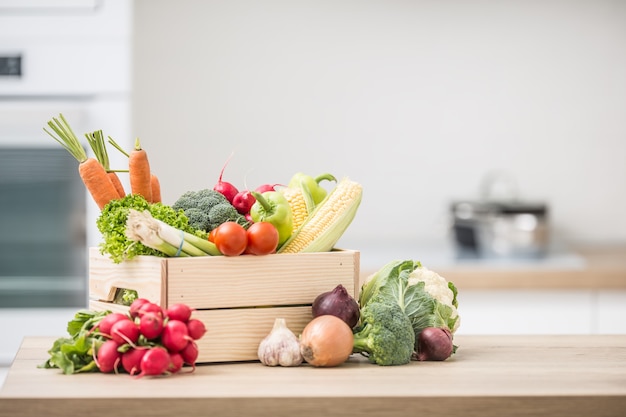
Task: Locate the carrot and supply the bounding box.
[108,172,126,198]
[129,138,153,202]
[85,130,126,198]
[150,173,162,203]
[44,115,120,210]
[78,158,122,209]
[109,136,162,203]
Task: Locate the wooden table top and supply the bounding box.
[1,334,625,417]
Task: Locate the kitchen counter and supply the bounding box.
[1,335,625,417]
[359,245,626,290]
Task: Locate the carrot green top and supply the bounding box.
[44,114,88,163]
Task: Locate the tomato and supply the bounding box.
[246,221,279,256]
[213,222,247,256]
[208,228,217,243]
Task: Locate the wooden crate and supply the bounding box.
[88,247,360,363]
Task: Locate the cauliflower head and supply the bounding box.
[409,266,460,334]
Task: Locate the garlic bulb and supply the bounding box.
[257,318,303,367]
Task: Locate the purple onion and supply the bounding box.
[312,284,360,328]
[415,327,454,361]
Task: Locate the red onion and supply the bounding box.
[312,284,360,328]
[415,327,453,361]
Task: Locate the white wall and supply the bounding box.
[132,0,626,251]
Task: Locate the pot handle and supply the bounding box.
[479,170,519,202]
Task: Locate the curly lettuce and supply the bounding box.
[96,194,201,263]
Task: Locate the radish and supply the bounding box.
[110,318,140,346]
[121,347,147,375]
[232,189,256,215]
[168,352,184,374]
[139,311,163,340]
[161,319,191,352]
[97,312,128,337]
[254,183,282,193]
[137,346,171,378]
[138,302,163,318]
[129,298,151,319]
[95,339,122,373]
[213,153,239,203]
[181,341,199,370]
[187,318,207,340]
[165,303,193,323]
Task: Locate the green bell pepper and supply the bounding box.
[287,173,337,205]
[250,191,294,245]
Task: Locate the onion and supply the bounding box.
[312,284,360,328]
[415,327,453,361]
[299,315,354,367]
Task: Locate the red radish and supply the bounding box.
[180,341,199,370]
[95,339,122,373]
[137,346,170,377]
[165,303,193,323]
[129,298,151,319]
[121,347,147,375]
[213,153,239,203]
[161,319,191,352]
[168,352,184,374]
[139,312,163,340]
[138,302,163,318]
[232,189,256,215]
[245,213,254,223]
[110,318,140,345]
[97,312,128,336]
[187,318,207,340]
[254,183,282,193]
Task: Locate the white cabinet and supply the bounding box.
[596,291,626,334]
[455,290,626,335]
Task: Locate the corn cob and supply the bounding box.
[278,177,362,254]
[281,181,316,231]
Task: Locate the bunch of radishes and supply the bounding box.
[213,153,281,218]
[94,299,206,378]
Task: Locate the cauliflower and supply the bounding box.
[359,260,461,337]
[409,266,460,334]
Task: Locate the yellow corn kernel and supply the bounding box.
[278,177,362,254]
[282,187,308,231]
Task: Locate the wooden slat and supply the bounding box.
[193,306,312,362]
[165,250,359,309]
[88,248,167,305]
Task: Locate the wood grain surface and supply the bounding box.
[1,335,624,417]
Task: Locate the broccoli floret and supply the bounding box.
[207,203,247,230]
[183,207,211,231]
[172,189,246,232]
[352,299,415,366]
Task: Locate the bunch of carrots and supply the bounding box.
[44,114,161,210]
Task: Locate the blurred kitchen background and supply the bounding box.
[1,0,625,383]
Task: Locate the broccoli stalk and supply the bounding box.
[352,300,415,366]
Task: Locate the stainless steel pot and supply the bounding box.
[451,200,549,259]
[451,173,549,259]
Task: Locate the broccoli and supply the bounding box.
[172,189,247,232]
[207,203,247,231]
[352,299,416,366]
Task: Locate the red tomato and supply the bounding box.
[208,228,217,243]
[246,222,279,255]
[213,222,248,256]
